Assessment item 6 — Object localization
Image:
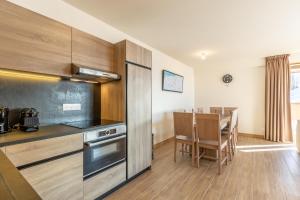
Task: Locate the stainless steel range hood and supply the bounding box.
[71,64,120,83]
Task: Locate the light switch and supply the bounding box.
[63,104,81,111]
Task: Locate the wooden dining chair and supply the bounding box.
[183,109,194,113]
[196,107,204,113]
[224,107,239,146]
[173,112,195,166]
[221,109,238,160]
[194,113,228,174]
[224,107,237,115]
[210,107,223,115]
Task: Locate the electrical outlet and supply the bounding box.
[63,104,81,111]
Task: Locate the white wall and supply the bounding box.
[8,0,195,144]
[152,52,194,143]
[195,59,266,135]
[195,53,300,136]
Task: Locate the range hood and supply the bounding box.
[71,64,120,83]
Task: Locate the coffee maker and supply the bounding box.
[0,106,9,134]
[19,108,39,132]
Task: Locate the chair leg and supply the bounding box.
[174,140,177,162]
[235,126,238,146]
[230,137,235,157]
[197,143,200,168]
[192,143,195,167]
[182,144,184,156]
[231,136,235,155]
[235,128,238,150]
[225,146,228,166]
[218,149,222,175]
[228,138,232,161]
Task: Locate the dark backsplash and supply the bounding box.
[0,77,100,126]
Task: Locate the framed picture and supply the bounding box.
[162,70,184,93]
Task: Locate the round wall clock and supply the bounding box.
[222,74,233,84]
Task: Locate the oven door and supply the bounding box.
[84,134,126,178]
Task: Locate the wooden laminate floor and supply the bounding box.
[106,136,300,200]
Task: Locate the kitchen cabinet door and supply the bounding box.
[84,162,126,200]
[0,1,71,76]
[72,28,115,72]
[20,152,83,200]
[125,40,152,68]
[127,63,152,179]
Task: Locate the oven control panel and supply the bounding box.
[84,124,126,142]
[97,128,117,137]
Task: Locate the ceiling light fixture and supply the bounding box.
[194,50,213,60]
[199,52,208,60]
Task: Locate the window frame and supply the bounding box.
[290,64,300,104]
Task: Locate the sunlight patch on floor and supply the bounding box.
[236,143,296,152]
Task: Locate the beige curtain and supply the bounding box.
[265,54,292,142]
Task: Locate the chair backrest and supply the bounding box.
[173,112,194,138]
[228,109,238,134]
[210,107,223,115]
[183,109,194,113]
[195,113,221,144]
[196,107,204,113]
[224,107,238,116]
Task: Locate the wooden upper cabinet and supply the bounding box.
[0,1,71,76]
[125,40,152,68]
[72,29,115,72]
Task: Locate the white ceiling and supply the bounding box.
[63,0,300,68]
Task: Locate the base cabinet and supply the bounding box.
[84,162,126,200]
[20,152,83,200]
[5,133,83,167]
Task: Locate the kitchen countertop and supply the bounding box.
[0,122,125,199]
[0,150,41,200]
[0,124,81,147]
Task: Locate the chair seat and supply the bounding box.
[198,136,228,148]
[176,135,193,141]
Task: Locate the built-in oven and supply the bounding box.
[83,124,126,179]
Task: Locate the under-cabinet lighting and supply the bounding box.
[0,69,61,82]
[70,78,98,84]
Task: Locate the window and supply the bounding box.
[291,70,300,103]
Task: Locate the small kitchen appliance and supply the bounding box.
[19,108,39,132]
[0,106,9,134]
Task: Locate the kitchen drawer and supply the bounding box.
[21,152,83,200]
[5,133,83,167]
[84,162,126,200]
